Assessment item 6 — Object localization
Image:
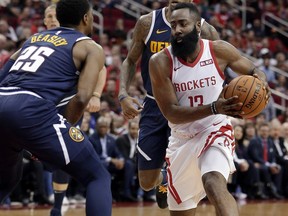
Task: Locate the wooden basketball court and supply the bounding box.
[1,199,288,216]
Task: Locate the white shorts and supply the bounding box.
[166,120,236,211]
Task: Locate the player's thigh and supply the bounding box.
[199,147,230,180]
[62,141,111,187]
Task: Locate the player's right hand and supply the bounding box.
[214,86,243,118]
[120,96,143,119]
[215,95,244,118]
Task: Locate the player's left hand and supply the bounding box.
[86,96,100,112]
[253,73,271,104]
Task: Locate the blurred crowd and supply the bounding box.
[1,0,288,208]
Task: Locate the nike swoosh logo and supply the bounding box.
[156,29,168,34]
[174,65,183,71]
[212,122,221,126]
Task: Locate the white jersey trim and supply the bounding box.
[162,7,170,27]
[76,36,91,42]
[0,87,42,98]
[56,94,76,107]
[144,11,156,45]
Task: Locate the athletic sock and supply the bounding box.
[52,191,65,212]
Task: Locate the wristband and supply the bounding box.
[118,94,128,102]
[92,92,100,98]
[211,101,218,115]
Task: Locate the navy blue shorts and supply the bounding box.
[0,89,93,171]
[137,96,170,170]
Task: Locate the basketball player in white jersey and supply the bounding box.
[149,3,270,216]
[119,0,219,208]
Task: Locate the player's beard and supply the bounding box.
[171,26,199,60]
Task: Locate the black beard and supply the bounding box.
[171,27,199,60]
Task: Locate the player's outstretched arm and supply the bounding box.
[65,40,105,124]
[118,14,151,119]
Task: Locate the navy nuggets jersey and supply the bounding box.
[0,27,90,105]
[141,8,171,95]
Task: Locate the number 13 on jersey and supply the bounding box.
[188,95,204,107]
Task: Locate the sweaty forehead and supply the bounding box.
[171,8,192,22]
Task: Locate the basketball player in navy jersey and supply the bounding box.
[43,5,107,216]
[0,1,112,215]
[149,3,270,216]
[118,0,219,208]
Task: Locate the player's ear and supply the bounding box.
[196,20,201,34]
[82,13,89,25]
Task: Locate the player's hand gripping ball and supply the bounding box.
[224,75,268,119]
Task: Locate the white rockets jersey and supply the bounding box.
[165,39,228,138]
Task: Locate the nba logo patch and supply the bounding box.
[200,59,213,67]
[69,127,84,142]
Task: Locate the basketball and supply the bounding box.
[224,75,267,119]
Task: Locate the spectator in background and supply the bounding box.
[102,79,121,114]
[270,119,288,197]
[214,1,229,29]
[251,19,265,38]
[255,113,267,131]
[261,96,277,122]
[258,55,277,86]
[0,18,18,42]
[247,122,284,199]
[110,114,127,138]
[18,6,32,24]
[7,0,22,19]
[111,18,127,46]
[274,74,288,94]
[43,4,59,30]
[243,121,257,147]
[275,51,288,72]
[233,125,267,200]
[15,18,32,41]
[116,120,138,165]
[90,116,137,202]
[255,47,277,67]
[98,33,112,65]
[116,120,139,196]
[0,33,9,68]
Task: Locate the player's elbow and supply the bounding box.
[74,93,89,109]
[162,109,180,124]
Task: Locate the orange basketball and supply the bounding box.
[224,75,267,119]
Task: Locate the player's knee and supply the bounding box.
[138,169,161,191]
[139,176,157,191]
[202,172,226,197]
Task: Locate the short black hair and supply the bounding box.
[56,0,91,27]
[173,2,201,21]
